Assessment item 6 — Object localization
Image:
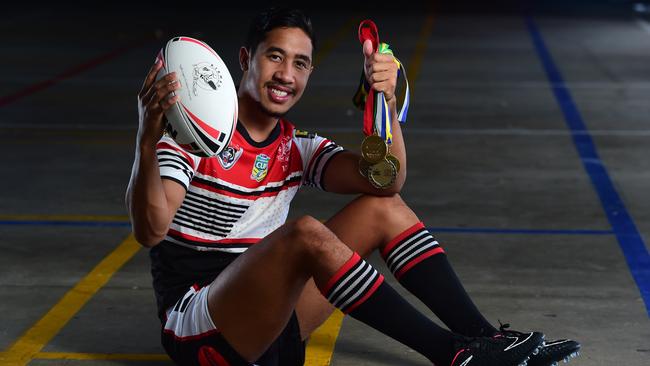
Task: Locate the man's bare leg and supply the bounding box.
[206,214,460,365]
[296,194,496,340]
[207,216,351,361]
[296,194,418,338]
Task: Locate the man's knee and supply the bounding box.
[358,194,407,216]
[286,215,336,257]
[363,193,404,205]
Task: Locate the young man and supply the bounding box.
[127,7,580,366]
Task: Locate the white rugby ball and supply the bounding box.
[155,36,238,157]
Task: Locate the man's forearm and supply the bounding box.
[387,98,407,189]
[126,144,173,247]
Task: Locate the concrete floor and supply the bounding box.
[1,2,649,365]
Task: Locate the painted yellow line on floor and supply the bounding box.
[314,15,361,67]
[0,234,140,366]
[33,352,170,361]
[22,310,344,364]
[406,14,435,92]
[21,312,345,364]
[305,310,345,365]
[0,214,130,222]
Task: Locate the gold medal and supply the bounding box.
[361,135,388,164]
[358,157,371,178]
[386,153,400,174]
[368,159,397,189]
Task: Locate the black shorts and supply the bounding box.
[161,285,305,366]
[254,312,305,366]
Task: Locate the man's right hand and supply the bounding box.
[128,60,188,248]
[137,60,182,149]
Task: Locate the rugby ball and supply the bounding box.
[155,36,238,157]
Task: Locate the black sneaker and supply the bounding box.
[527,339,581,366]
[450,331,544,366]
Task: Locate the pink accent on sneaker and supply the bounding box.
[450,348,468,366]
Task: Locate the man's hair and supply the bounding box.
[245,7,316,56]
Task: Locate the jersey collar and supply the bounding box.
[236,119,282,148]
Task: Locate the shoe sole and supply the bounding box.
[548,350,581,366]
[531,340,581,366]
[517,335,545,366]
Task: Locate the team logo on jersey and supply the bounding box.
[192,62,223,96]
[217,145,243,170]
[294,129,315,139]
[251,154,270,182]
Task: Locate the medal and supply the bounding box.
[361,135,387,164]
[386,153,400,174]
[355,19,410,189]
[368,159,397,189]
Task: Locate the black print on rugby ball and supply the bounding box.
[192,62,223,96]
[165,124,178,139]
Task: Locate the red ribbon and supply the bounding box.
[358,19,379,136]
[358,19,379,52]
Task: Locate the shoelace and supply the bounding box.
[497,320,528,337]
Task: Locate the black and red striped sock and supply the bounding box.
[319,252,456,365]
[381,222,497,337]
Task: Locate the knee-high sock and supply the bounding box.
[319,252,456,366]
[381,222,497,337]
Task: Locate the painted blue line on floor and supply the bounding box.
[526,16,650,317]
[428,227,614,235]
[0,220,131,228]
[0,219,614,236]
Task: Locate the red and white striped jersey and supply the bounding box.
[156,118,344,253]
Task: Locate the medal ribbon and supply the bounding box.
[355,20,410,145]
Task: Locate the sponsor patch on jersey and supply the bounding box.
[217,145,243,170]
[294,129,316,139]
[251,153,270,182]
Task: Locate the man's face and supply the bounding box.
[240,27,313,117]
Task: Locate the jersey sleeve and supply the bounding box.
[293,130,345,191]
[155,136,201,190]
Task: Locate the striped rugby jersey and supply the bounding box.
[156,118,344,253]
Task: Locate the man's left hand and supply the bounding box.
[363,39,399,102]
